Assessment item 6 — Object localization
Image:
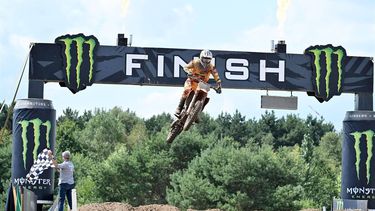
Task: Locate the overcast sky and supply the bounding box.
[0,0,374,130]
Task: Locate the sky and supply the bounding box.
[0,0,374,131]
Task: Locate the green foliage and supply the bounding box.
[145,113,172,136]
[195,113,218,136]
[73,154,99,205]
[0,102,13,132]
[301,133,314,164]
[56,119,82,154]
[93,140,174,205]
[302,132,341,209]
[272,184,305,211]
[214,110,249,145]
[0,106,340,210]
[77,107,141,160]
[57,108,80,124]
[0,131,11,195]
[76,176,98,205]
[127,122,147,148]
[276,114,308,147]
[318,132,342,165]
[169,128,213,170]
[305,115,335,145]
[167,142,305,211]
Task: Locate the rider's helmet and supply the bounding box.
[199,49,213,68]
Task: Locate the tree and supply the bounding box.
[252,111,280,147]
[48,107,341,210]
[110,107,141,135]
[318,132,341,165]
[0,130,12,195]
[145,113,172,136]
[57,108,92,131]
[0,102,14,137]
[77,108,130,160]
[72,154,99,205]
[56,119,82,154]
[167,142,305,211]
[258,110,278,135]
[169,128,213,170]
[301,133,314,164]
[301,132,341,209]
[305,115,335,145]
[276,114,308,147]
[0,103,9,128]
[78,110,93,127]
[57,108,80,124]
[127,122,148,148]
[228,110,248,144]
[195,112,218,137]
[213,110,249,145]
[93,137,174,205]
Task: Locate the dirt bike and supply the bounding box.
[166,76,221,143]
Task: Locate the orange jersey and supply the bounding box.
[184,58,221,83]
[181,58,221,98]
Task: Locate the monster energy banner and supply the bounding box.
[29,33,373,102]
[342,111,375,207]
[305,45,346,102]
[54,34,99,93]
[11,98,56,202]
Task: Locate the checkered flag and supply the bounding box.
[26,148,55,182]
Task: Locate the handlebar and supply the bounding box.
[188,75,222,94]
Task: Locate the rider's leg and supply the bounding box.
[175,80,194,117]
[174,96,186,117]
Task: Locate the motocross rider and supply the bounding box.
[174,49,222,117]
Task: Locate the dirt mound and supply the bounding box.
[79,202,133,211]
[79,202,221,211]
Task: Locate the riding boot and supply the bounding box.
[174,97,186,118]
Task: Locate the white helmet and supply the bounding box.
[199,49,213,67]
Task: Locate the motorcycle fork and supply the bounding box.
[187,91,207,114]
[186,92,198,114]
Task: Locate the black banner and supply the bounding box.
[11,99,56,202]
[342,111,375,207]
[29,34,373,100]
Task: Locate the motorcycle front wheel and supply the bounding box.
[167,119,183,143]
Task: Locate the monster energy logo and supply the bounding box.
[55,33,99,93]
[18,118,51,169]
[305,44,347,102]
[350,130,374,184]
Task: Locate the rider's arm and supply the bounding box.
[211,67,221,84]
[183,60,194,75]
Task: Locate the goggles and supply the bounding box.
[201,57,212,64]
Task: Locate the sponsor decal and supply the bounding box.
[346,187,375,199]
[350,130,374,184]
[305,44,347,102]
[55,33,99,93]
[18,118,51,169]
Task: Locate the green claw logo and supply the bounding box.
[55,33,99,94]
[350,130,374,184]
[18,118,52,169]
[305,44,347,102]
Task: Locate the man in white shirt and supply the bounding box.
[49,150,75,211]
